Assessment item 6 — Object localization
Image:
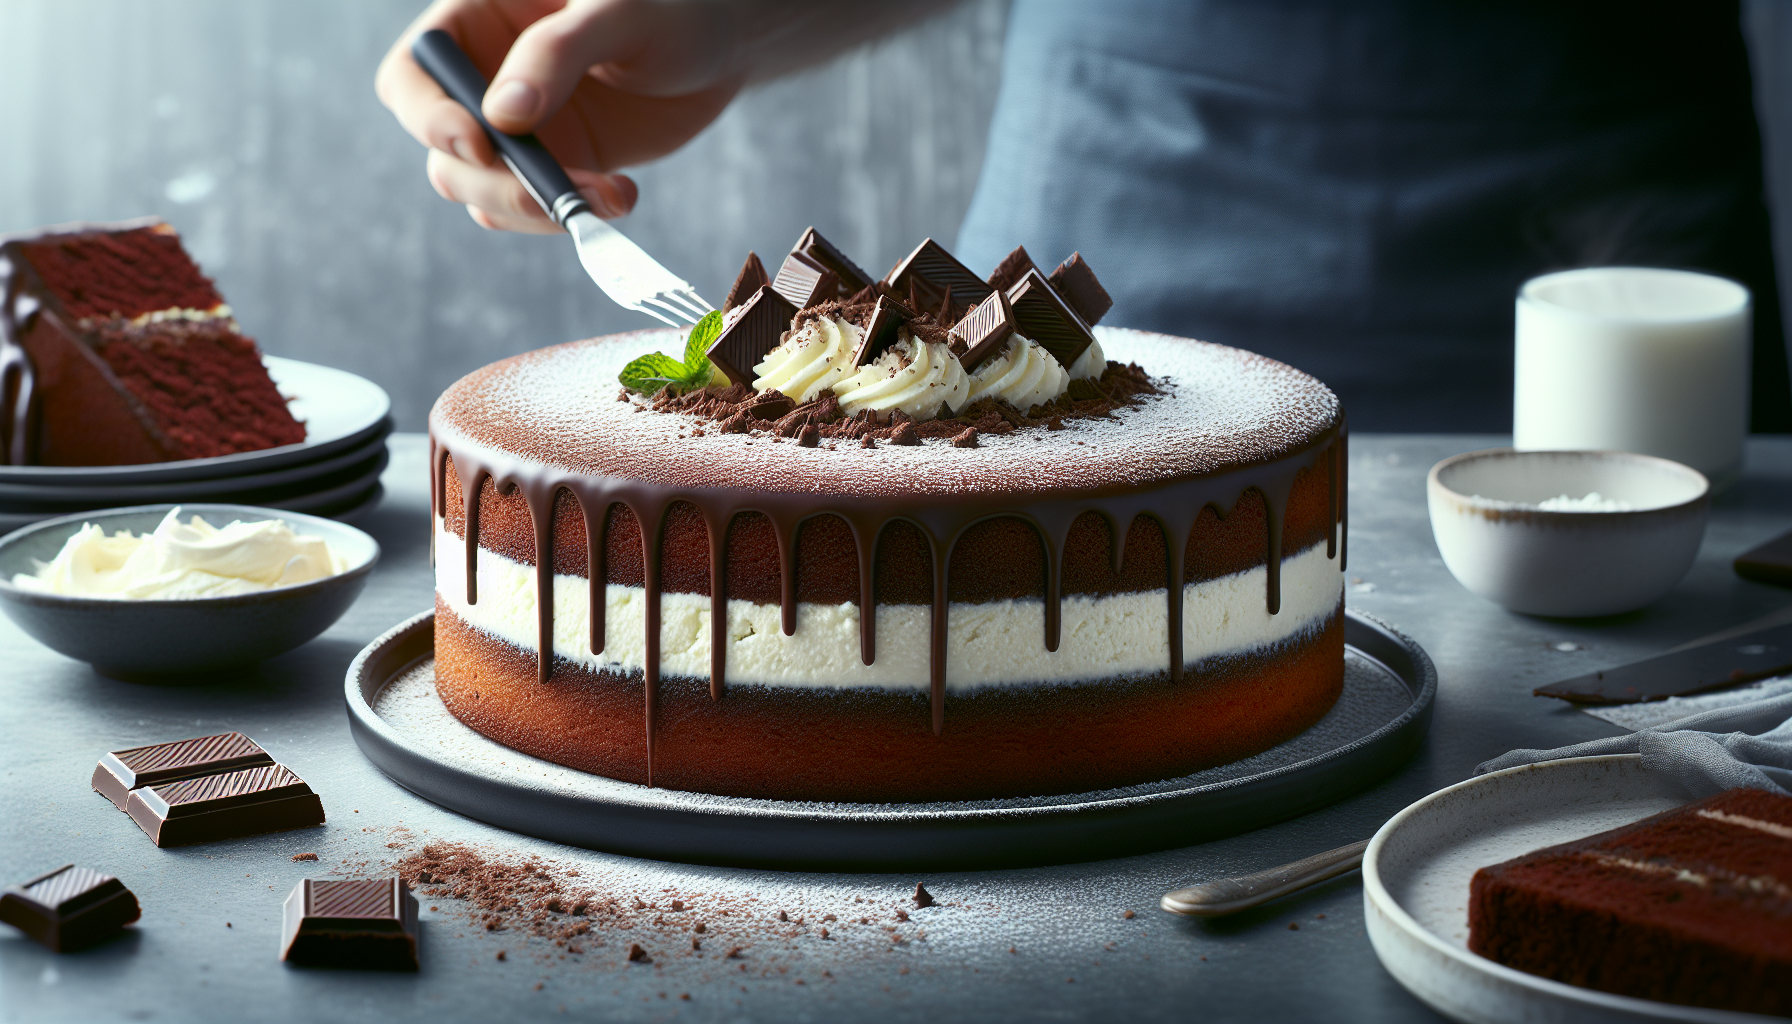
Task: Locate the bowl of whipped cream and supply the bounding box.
[1427,449,1709,617]
[0,504,378,679]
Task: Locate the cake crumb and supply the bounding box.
[291,853,317,861]
[1123,910,1135,919]
[1288,922,1300,931]
[950,427,978,448]
[496,950,507,961]
[628,943,650,963]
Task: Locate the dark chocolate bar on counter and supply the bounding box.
[126,763,324,847]
[282,878,419,970]
[93,732,273,810]
[0,865,140,952]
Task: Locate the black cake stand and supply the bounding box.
[345,609,1435,870]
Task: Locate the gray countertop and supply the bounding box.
[5,432,1791,1024]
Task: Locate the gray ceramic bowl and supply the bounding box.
[0,503,378,680]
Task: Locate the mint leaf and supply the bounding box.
[618,352,689,396]
[683,310,724,371]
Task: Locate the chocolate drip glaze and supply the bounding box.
[0,249,37,466]
[431,419,1345,783]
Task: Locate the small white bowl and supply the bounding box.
[0,504,378,680]
[1427,449,1708,617]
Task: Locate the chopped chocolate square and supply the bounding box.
[722,251,770,314]
[951,428,979,448]
[951,289,1017,372]
[883,239,993,318]
[1048,252,1113,327]
[282,878,419,971]
[1006,268,1095,369]
[125,763,325,847]
[0,865,140,952]
[794,227,874,294]
[987,245,1042,293]
[770,251,840,310]
[706,286,796,388]
[852,294,917,368]
[93,732,273,811]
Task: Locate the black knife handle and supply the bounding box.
[411,28,590,225]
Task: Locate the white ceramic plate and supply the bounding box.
[0,356,391,486]
[1363,754,1777,1023]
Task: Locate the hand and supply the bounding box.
[376,0,748,233]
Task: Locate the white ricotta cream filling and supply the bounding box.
[435,521,1341,691]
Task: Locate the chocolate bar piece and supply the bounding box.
[1735,528,1792,588]
[282,878,418,971]
[1048,252,1113,327]
[770,251,839,310]
[722,251,769,314]
[0,865,140,952]
[1535,621,1792,705]
[952,289,1018,372]
[707,285,796,388]
[126,763,324,847]
[92,731,273,811]
[987,245,1042,293]
[794,226,874,294]
[1005,268,1095,369]
[851,294,918,368]
[883,239,994,317]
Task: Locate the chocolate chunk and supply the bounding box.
[706,286,796,389]
[745,389,794,421]
[628,942,650,963]
[1048,252,1113,327]
[92,732,273,811]
[951,428,978,448]
[797,424,820,447]
[125,763,324,847]
[281,878,418,971]
[770,251,839,311]
[722,251,770,314]
[950,289,1017,372]
[890,421,920,446]
[913,883,935,908]
[987,245,1042,293]
[852,294,917,368]
[1005,269,1094,369]
[794,227,874,294]
[883,239,993,319]
[0,865,140,952]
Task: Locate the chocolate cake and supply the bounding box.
[0,219,305,466]
[429,234,1347,803]
[1469,788,1792,1015]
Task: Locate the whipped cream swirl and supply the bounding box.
[752,316,859,403]
[832,332,970,421]
[966,335,1070,414]
[1066,335,1106,381]
[12,507,346,599]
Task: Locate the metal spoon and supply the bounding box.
[1160,840,1369,916]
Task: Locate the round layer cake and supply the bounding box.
[429,327,1345,802]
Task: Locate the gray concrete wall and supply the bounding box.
[0,0,1009,430]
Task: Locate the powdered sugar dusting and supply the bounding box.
[429,328,1340,498]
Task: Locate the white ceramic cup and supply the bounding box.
[1514,267,1750,490]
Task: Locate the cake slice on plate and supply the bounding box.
[1469,787,1792,1016]
[0,218,305,466]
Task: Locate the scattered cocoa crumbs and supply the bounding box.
[1123,910,1135,920]
[895,910,909,922]
[726,946,743,959]
[647,360,1159,447]
[291,853,318,862]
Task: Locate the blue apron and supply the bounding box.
[957,0,1788,432]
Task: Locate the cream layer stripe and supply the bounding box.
[436,520,1341,691]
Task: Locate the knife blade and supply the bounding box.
[1534,621,1792,705]
[410,30,711,327]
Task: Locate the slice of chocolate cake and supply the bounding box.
[1468,788,1792,1016]
[0,218,305,466]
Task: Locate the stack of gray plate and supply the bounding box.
[0,357,391,535]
